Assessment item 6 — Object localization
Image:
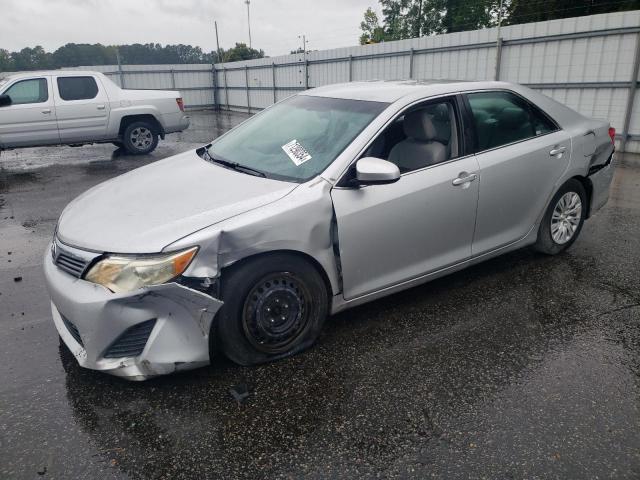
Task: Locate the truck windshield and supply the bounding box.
[208,95,388,183]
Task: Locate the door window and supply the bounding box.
[467,91,557,151]
[57,76,99,101]
[362,98,460,174]
[4,78,48,104]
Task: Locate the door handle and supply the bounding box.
[549,146,566,156]
[97,105,105,110]
[452,173,477,186]
[41,109,51,114]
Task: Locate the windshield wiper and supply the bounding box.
[200,147,266,178]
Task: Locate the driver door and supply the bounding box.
[0,76,60,148]
[330,96,480,300]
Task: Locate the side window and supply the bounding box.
[57,76,99,101]
[4,78,48,105]
[363,99,459,173]
[467,91,557,151]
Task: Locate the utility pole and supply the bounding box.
[298,34,307,56]
[416,0,423,37]
[214,21,223,63]
[496,0,504,44]
[245,0,252,49]
[298,34,308,89]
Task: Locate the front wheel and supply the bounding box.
[122,121,158,155]
[216,254,329,366]
[534,179,586,255]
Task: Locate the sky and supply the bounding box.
[1,0,382,56]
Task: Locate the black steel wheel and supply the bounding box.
[215,254,329,366]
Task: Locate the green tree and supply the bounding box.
[10,46,52,70]
[0,49,14,71]
[505,0,640,25]
[359,7,388,44]
[221,43,265,62]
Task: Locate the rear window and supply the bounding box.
[57,76,99,101]
[467,91,557,151]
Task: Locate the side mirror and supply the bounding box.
[0,94,11,107]
[355,157,400,185]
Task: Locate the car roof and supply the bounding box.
[1,70,104,81]
[303,79,518,103]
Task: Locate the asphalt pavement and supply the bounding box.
[1,110,640,479]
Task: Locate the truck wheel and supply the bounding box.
[216,254,329,366]
[122,121,158,155]
[534,179,586,255]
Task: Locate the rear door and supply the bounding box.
[53,75,111,142]
[464,90,571,255]
[0,76,59,148]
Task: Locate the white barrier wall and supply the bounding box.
[2,11,639,152]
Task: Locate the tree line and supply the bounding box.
[360,0,640,44]
[0,42,265,72]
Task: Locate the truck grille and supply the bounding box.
[104,319,157,358]
[61,314,84,347]
[52,240,92,278]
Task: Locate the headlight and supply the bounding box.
[84,247,198,293]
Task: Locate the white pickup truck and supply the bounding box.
[0,70,190,155]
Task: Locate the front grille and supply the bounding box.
[61,314,84,347]
[53,242,91,278]
[104,319,156,359]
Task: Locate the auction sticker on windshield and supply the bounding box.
[282,139,312,166]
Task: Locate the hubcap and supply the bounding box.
[242,273,312,354]
[551,191,582,245]
[129,127,152,150]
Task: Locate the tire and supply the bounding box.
[122,121,158,155]
[216,254,329,366]
[534,179,586,255]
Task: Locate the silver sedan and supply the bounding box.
[44,80,616,380]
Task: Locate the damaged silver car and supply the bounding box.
[44,80,616,380]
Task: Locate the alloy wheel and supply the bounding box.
[550,191,582,245]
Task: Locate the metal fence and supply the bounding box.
[2,10,639,152]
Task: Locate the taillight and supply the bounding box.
[608,127,615,144]
[176,98,184,112]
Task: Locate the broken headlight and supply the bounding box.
[84,247,198,293]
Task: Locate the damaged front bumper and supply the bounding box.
[43,245,223,381]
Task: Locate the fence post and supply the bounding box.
[494,37,503,81]
[272,62,277,104]
[305,59,309,89]
[409,48,414,79]
[170,68,176,89]
[348,55,353,82]
[223,66,229,111]
[245,65,251,113]
[212,65,218,111]
[620,32,640,153]
[116,49,125,88]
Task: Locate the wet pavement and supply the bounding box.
[1,111,640,479]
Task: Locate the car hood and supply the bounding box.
[57,150,297,253]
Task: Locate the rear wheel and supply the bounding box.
[216,254,329,366]
[534,179,586,255]
[122,121,158,155]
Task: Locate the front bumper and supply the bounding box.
[44,245,222,381]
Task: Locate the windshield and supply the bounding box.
[208,95,388,182]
